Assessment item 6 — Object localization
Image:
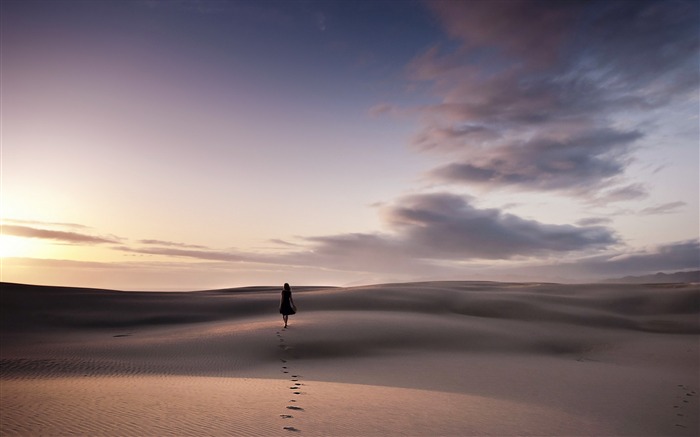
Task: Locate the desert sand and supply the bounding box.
[1,281,698,436]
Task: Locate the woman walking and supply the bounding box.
[279,283,296,328]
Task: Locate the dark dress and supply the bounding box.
[279,289,296,315]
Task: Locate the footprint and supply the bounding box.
[287,406,304,411]
[280,414,293,419]
[293,391,301,395]
[283,426,300,432]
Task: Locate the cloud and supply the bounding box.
[116,246,252,263]
[554,239,700,278]
[368,103,399,118]
[429,129,643,192]
[269,239,303,247]
[279,193,618,276]
[2,257,127,270]
[2,224,119,245]
[297,233,409,273]
[576,217,613,227]
[465,239,700,282]
[597,239,700,275]
[590,183,649,205]
[316,11,327,31]
[381,193,617,259]
[138,239,208,249]
[405,0,698,197]
[640,201,687,215]
[413,124,500,152]
[2,219,91,230]
[426,0,579,69]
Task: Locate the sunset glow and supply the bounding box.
[0,235,41,259]
[1,0,698,289]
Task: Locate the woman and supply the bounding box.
[279,283,296,328]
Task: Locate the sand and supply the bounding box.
[1,281,698,436]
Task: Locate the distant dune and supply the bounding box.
[1,280,698,436]
[603,270,700,284]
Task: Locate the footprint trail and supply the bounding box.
[277,328,307,433]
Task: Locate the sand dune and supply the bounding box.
[1,281,698,436]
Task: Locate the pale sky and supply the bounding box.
[1,0,698,290]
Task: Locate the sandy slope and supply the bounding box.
[1,281,698,436]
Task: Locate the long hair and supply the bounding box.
[283,283,291,291]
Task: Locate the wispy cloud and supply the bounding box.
[576,217,613,227]
[427,0,578,69]
[269,239,302,248]
[639,201,687,215]
[2,224,119,245]
[2,218,91,230]
[138,239,209,249]
[116,246,254,263]
[588,183,650,205]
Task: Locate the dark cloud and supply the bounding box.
[2,225,119,245]
[280,193,617,276]
[429,129,642,192]
[382,193,617,259]
[407,0,698,197]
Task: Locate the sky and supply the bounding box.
[1,0,698,290]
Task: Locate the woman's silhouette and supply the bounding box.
[279,283,296,328]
